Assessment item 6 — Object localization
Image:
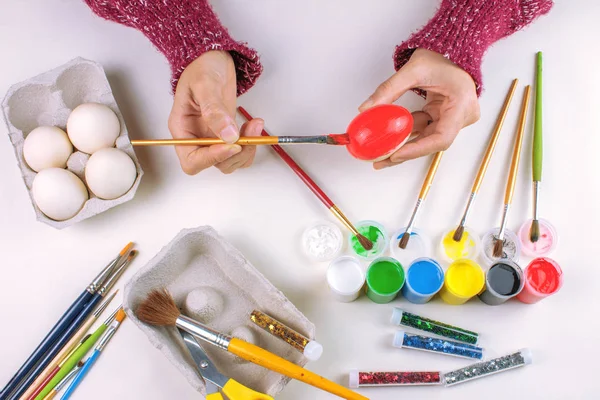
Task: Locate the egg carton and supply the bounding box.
[1,57,143,229]
[124,226,316,398]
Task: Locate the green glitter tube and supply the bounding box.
[390,308,479,345]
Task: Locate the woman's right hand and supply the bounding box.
[168,50,264,175]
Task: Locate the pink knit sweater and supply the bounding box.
[84,0,552,96]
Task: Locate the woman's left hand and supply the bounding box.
[359,49,480,169]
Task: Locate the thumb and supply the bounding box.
[359,65,419,111]
[195,83,239,143]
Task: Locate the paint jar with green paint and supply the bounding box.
[365,257,405,304]
[348,220,388,261]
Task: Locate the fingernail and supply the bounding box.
[227,145,242,156]
[254,120,264,136]
[220,125,239,143]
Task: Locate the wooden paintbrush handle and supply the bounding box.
[131,137,279,146]
[228,339,368,400]
[471,79,518,194]
[505,86,531,205]
[419,152,444,200]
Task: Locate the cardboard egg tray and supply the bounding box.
[124,226,316,398]
[1,57,143,229]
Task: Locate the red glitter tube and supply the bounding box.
[349,369,442,388]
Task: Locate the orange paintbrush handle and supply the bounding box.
[504,85,531,205]
[227,339,368,400]
[418,152,444,200]
[131,137,280,146]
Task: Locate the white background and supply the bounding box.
[0,1,597,399]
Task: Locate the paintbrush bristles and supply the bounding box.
[492,237,504,258]
[136,289,181,327]
[398,232,410,249]
[453,226,465,242]
[356,234,374,251]
[529,219,540,243]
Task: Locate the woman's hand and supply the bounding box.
[168,50,263,175]
[360,49,480,169]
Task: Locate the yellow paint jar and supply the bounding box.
[439,259,485,305]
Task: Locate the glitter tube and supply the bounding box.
[348,369,441,388]
[443,348,532,386]
[250,310,323,361]
[391,308,479,345]
[393,331,484,360]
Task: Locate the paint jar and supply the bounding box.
[439,259,485,305]
[348,369,442,388]
[439,226,481,262]
[480,228,521,266]
[348,220,388,261]
[365,257,405,304]
[390,227,431,267]
[302,221,343,262]
[517,257,563,304]
[401,258,444,304]
[478,260,524,306]
[326,256,366,302]
[518,218,558,257]
[393,330,484,360]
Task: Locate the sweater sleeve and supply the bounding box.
[394,0,553,96]
[83,0,262,95]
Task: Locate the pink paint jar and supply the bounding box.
[518,218,558,257]
[517,257,563,304]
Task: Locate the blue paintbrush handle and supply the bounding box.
[6,294,102,400]
[60,350,100,400]
[0,290,93,400]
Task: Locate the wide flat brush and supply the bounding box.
[137,289,368,400]
[131,134,350,147]
[530,52,544,243]
[399,152,444,249]
[493,86,531,258]
[238,106,373,251]
[1,242,132,400]
[452,80,518,242]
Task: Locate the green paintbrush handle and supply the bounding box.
[34,324,108,400]
[533,51,543,182]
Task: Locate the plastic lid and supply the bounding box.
[392,330,405,349]
[520,348,533,365]
[348,369,359,389]
[390,307,404,326]
[303,340,324,361]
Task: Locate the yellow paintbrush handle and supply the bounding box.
[471,79,519,194]
[206,392,225,400]
[419,152,444,200]
[222,379,274,400]
[131,137,280,146]
[228,339,368,400]
[505,85,531,205]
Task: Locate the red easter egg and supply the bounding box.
[346,104,413,161]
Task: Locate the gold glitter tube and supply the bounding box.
[250,310,323,361]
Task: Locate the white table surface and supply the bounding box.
[0,1,597,399]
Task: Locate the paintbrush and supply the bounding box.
[453,79,519,242]
[493,86,532,258]
[22,291,118,400]
[7,251,136,400]
[137,289,368,400]
[398,152,444,249]
[39,362,83,400]
[131,134,350,147]
[530,52,544,243]
[1,242,132,400]
[238,106,373,251]
[60,309,127,400]
[34,308,123,400]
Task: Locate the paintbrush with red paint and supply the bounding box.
[238,106,373,251]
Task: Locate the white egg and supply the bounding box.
[67,103,120,154]
[23,126,73,172]
[85,148,136,200]
[32,168,89,221]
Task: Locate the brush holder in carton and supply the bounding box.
[124,226,316,398]
[1,57,143,229]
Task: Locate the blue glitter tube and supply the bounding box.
[393,330,484,360]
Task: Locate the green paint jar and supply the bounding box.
[365,257,405,304]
